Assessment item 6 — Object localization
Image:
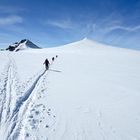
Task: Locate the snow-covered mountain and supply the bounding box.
[0,38,140,140]
[6,39,40,51]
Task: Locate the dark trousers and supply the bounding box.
[45,64,49,70]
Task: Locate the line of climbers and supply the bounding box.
[43,55,58,70]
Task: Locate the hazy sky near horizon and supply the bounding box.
[0,0,140,49]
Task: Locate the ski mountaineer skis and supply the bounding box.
[43,58,50,70]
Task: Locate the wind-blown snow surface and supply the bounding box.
[0,38,140,140]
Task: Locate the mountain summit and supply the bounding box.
[6,39,40,51]
[0,37,140,140]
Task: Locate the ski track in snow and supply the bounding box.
[0,54,48,140]
[0,55,18,124]
[0,61,10,124]
[7,70,47,140]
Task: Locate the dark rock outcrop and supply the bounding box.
[6,39,40,51]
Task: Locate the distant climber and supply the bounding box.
[56,55,58,58]
[52,57,55,61]
[43,58,50,70]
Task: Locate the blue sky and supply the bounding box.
[0,0,140,49]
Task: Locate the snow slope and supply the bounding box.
[0,38,140,140]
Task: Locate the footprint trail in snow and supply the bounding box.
[0,55,50,140]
